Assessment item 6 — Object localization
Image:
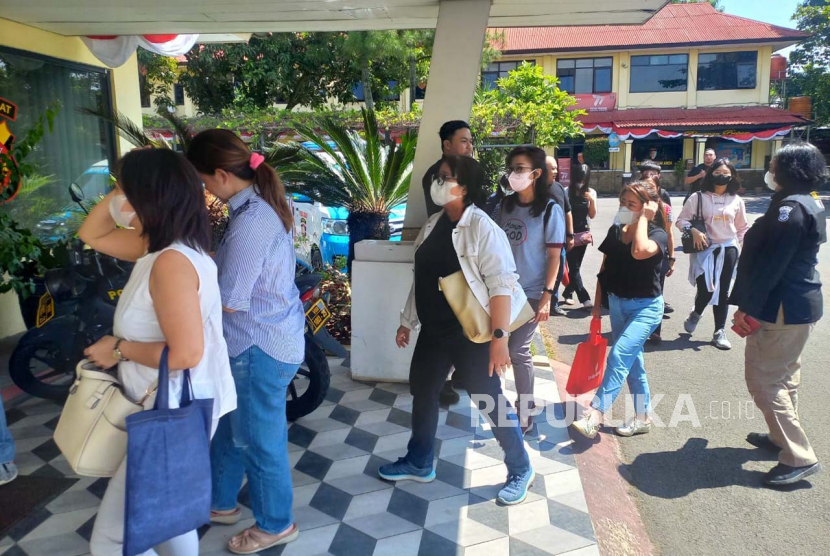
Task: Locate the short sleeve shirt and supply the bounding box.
[548,182,571,214]
[497,200,565,299]
[598,223,668,299]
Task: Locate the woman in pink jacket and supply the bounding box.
[676,158,750,350]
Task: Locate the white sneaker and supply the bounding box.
[582,300,594,309]
[563,297,576,306]
[712,329,732,350]
[684,311,702,334]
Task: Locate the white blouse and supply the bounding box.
[113,242,237,421]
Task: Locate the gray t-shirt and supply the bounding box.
[496,200,566,300]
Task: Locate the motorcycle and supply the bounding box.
[10,184,335,421]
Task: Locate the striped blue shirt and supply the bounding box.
[215,186,305,364]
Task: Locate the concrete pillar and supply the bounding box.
[402,0,491,238]
[623,139,634,177]
[772,139,783,157]
[695,138,707,165]
[686,48,698,109]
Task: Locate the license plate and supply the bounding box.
[305,298,331,334]
[36,291,55,328]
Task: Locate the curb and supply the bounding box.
[533,330,655,556]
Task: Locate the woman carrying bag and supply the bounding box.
[676,159,749,350]
[494,146,564,436]
[80,149,237,555]
[571,181,668,440]
[562,162,597,309]
[187,130,306,553]
[379,155,534,506]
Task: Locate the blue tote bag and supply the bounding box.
[123,347,214,556]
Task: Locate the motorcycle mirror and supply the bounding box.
[68,183,89,214]
[69,182,85,202]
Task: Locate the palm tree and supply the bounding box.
[269,108,416,271]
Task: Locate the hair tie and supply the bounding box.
[249,152,265,171]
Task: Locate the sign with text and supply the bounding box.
[558,158,571,187]
[573,93,617,112]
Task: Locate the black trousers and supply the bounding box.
[563,245,591,303]
[694,246,739,332]
[406,328,530,473]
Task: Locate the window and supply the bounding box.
[0,47,116,244]
[713,141,752,169]
[173,83,185,106]
[556,57,613,94]
[697,51,757,90]
[633,138,684,171]
[629,54,688,93]
[352,81,400,102]
[481,60,534,90]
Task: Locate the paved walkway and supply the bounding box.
[545,195,830,556]
[1,354,599,556]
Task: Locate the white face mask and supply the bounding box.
[508,171,534,192]
[764,171,778,192]
[617,206,640,225]
[430,179,461,207]
[109,194,136,228]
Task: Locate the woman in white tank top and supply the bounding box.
[78,148,236,556]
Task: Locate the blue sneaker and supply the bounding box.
[378,458,436,483]
[497,466,535,505]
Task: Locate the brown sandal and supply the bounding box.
[210,507,242,525]
[228,524,299,554]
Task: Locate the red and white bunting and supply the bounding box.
[581,125,792,143]
[82,34,199,67]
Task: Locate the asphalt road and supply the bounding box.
[543,194,830,556]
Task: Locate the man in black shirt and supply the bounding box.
[422,120,474,405]
[684,147,716,201]
[546,156,574,315]
[422,121,474,217]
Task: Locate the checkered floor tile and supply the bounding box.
[0,355,597,556]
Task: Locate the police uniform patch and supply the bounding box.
[779,206,793,222]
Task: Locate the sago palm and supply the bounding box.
[269,108,416,269]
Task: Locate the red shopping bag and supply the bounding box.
[566,317,607,395]
[561,260,570,287]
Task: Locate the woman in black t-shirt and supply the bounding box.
[571,181,668,440]
[562,162,597,308]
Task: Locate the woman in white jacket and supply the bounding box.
[378,156,534,506]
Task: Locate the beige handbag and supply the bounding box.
[54,360,153,477]
[438,271,536,343]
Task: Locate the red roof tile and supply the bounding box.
[578,106,810,128]
[494,2,806,54]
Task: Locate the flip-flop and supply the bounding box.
[228,524,299,555]
[210,507,242,525]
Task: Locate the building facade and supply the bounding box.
[490,2,808,191]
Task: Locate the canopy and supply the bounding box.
[82,34,199,67]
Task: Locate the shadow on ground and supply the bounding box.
[618,437,814,498]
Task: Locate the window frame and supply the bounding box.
[629,53,689,93]
[173,83,185,106]
[556,57,613,95]
[697,51,758,91]
[480,60,535,90]
[0,45,118,169]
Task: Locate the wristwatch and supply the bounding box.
[113,338,129,362]
[543,286,556,295]
[493,328,510,340]
[566,233,575,239]
[668,257,676,262]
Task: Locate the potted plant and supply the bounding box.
[269,108,416,272]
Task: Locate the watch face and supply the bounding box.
[494,329,505,339]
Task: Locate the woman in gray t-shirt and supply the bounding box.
[495,146,566,436]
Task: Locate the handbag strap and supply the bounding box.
[153,346,193,410]
[589,316,603,345]
[695,191,704,221]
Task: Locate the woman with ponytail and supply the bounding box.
[187,130,303,553]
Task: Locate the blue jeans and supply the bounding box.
[407,328,530,474]
[592,294,663,416]
[210,346,299,534]
[0,395,14,464]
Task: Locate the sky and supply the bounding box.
[719,0,802,57]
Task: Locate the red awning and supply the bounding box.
[579,106,808,143]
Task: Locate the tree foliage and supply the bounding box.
[179,33,362,113]
[137,50,180,111]
[786,0,830,125]
[472,62,584,147]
